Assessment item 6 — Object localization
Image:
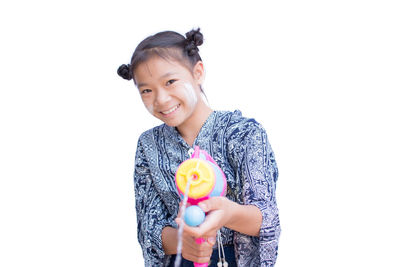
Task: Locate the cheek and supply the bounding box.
[183,83,198,106]
[141,98,155,114]
[145,104,154,114]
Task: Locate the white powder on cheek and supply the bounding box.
[183,83,198,107]
[145,104,154,114]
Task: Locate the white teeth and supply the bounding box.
[161,105,179,115]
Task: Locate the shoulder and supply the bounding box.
[216,110,266,142]
[137,123,168,145]
[135,124,169,166]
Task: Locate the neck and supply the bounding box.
[176,101,213,147]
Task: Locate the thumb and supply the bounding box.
[198,197,223,213]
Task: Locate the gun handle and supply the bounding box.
[193,238,208,267]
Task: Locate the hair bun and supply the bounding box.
[185,28,203,56]
[117,64,132,80]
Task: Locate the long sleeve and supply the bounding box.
[228,121,280,267]
[134,138,177,266]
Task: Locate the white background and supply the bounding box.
[1,1,399,266]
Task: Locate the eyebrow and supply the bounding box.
[137,72,177,88]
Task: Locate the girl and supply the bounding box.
[118,28,280,267]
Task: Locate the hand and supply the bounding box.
[180,228,216,263]
[178,197,235,239]
[175,201,217,263]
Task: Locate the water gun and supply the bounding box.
[175,146,227,267]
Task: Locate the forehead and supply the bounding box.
[134,56,193,83]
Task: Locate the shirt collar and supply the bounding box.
[164,110,217,149]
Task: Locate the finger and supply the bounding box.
[177,213,219,240]
[183,233,216,254]
[175,217,189,228]
[176,217,198,237]
[182,252,212,264]
[182,242,213,257]
[183,234,216,251]
[182,244,214,263]
[191,210,225,237]
[198,196,224,213]
[206,236,216,246]
[178,221,210,250]
[180,222,206,238]
[182,208,225,238]
[182,235,201,250]
[194,232,217,247]
[176,213,205,237]
[179,200,192,208]
[176,202,194,220]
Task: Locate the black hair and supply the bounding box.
[117,28,204,83]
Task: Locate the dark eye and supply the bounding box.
[166,79,176,86]
[141,89,152,94]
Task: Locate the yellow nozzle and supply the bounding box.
[176,158,215,199]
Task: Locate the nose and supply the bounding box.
[154,88,171,106]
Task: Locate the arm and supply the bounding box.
[162,226,178,255]
[235,123,280,266]
[136,136,214,264]
[179,122,280,266]
[217,199,262,237]
[187,197,262,237]
[134,139,177,265]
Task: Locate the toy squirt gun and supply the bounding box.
[175,146,227,267]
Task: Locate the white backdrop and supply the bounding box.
[1,1,399,266]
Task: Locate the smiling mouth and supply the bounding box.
[160,104,180,115]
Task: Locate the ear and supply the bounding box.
[192,61,205,85]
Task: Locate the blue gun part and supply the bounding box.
[184,205,205,227]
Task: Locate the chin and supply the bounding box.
[164,122,176,127]
[156,113,184,128]
[161,118,181,127]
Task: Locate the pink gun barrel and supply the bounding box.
[175,146,227,267]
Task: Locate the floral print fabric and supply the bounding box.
[134,110,280,266]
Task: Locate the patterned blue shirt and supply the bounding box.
[134,110,280,266]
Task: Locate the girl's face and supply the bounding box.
[134,56,205,128]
